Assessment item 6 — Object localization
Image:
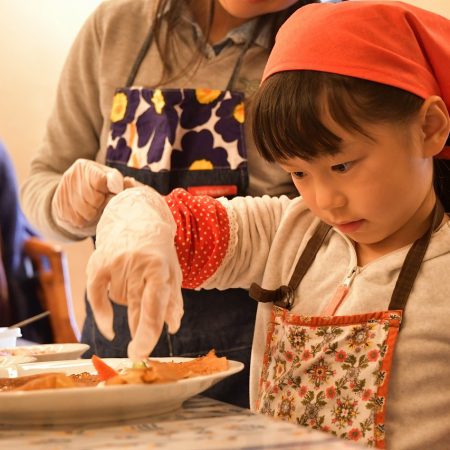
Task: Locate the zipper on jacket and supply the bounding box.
[321,267,358,316]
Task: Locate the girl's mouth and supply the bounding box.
[334,219,365,234]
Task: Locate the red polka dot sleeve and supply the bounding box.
[164,188,230,289]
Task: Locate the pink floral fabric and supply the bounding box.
[257,307,402,448]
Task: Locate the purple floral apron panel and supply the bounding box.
[106,87,248,197]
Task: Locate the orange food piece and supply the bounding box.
[91,354,118,380]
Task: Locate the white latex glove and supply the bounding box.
[52,158,139,236]
[86,186,184,360]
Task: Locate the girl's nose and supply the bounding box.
[314,183,346,211]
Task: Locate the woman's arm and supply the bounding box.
[20,6,105,241]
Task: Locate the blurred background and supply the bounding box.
[0,0,449,334]
[0,0,103,332]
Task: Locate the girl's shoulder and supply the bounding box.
[426,220,450,260]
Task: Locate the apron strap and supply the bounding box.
[250,199,445,313]
[225,20,260,91]
[388,199,445,311]
[126,15,259,90]
[249,221,331,309]
[126,23,156,87]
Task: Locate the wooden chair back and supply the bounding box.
[23,237,79,343]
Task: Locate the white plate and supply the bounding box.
[0,343,90,361]
[0,357,244,425]
[0,355,36,366]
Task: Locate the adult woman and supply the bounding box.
[21,0,318,407]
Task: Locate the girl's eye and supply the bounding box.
[292,171,306,179]
[331,162,353,173]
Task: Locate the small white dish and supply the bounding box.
[0,327,21,348]
[0,357,244,425]
[0,343,90,362]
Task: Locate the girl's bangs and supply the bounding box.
[251,71,424,163]
[251,71,344,163]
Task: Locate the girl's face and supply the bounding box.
[217,0,299,19]
[279,116,437,264]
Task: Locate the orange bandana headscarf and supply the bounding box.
[262,1,450,158]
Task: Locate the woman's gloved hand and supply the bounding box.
[85,186,184,360]
[52,158,139,236]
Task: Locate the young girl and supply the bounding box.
[87,1,450,448]
[21,0,318,408]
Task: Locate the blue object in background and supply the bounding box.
[0,140,52,342]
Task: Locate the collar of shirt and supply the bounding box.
[176,4,271,58]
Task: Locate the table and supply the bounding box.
[0,396,363,450]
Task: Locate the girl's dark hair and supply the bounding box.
[252,70,424,162]
[251,70,450,210]
[152,0,318,84]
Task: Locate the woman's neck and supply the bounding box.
[191,1,250,44]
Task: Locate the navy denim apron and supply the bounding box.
[81,22,257,408]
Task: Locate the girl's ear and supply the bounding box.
[420,96,450,157]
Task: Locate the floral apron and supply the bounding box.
[81,20,258,409]
[249,202,444,447]
[105,23,254,198]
